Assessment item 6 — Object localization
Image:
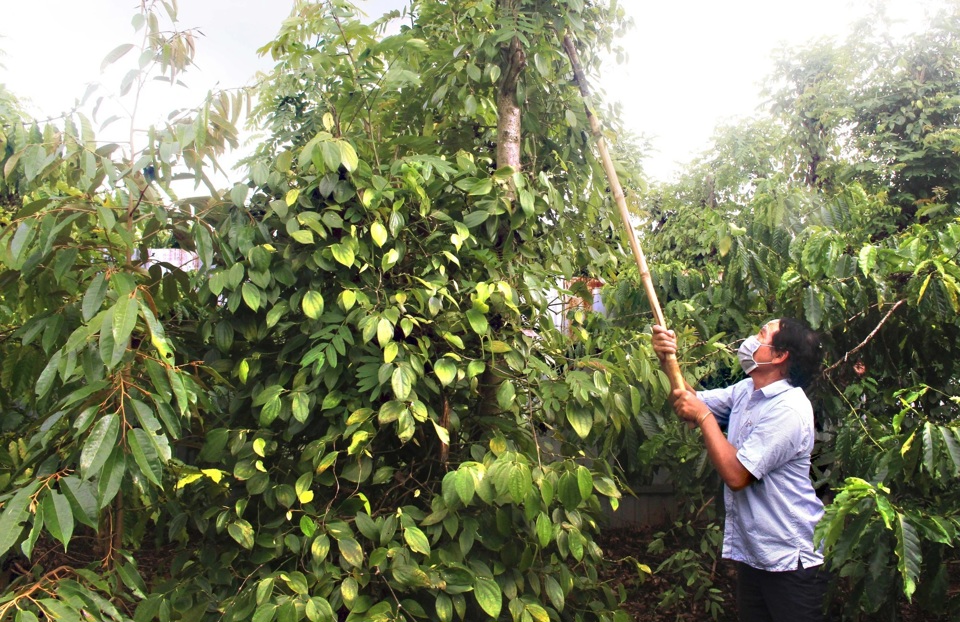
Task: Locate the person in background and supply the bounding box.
[652,318,829,622]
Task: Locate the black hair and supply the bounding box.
[771,317,822,388]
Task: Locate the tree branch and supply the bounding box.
[824,299,905,375]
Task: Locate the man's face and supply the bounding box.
[753,319,781,365]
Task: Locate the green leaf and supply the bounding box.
[536,513,552,548]
[260,397,282,426]
[487,340,510,353]
[266,301,290,329]
[320,141,341,171]
[99,306,126,369]
[895,513,921,600]
[306,597,334,622]
[101,43,134,71]
[525,602,550,622]
[507,465,530,504]
[112,293,139,350]
[392,563,430,588]
[284,571,310,595]
[228,519,255,550]
[0,481,41,557]
[456,178,493,197]
[544,574,565,611]
[302,290,325,319]
[35,350,62,398]
[139,302,174,362]
[474,576,502,618]
[859,244,876,277]
[16,610,40,622]
[802,286,824,329]
[938,425,960,473]
[378,400,405,425]
[496,380,516,411]
[338,141,359,172]
[565,404,593,439]
[404,526,431,555]
[466,63,482,82]
[97,448,125,508]
[338,537,364,567]
[80,413,120,479]
[576,466,593,500]
[291,392,311,424]
[331,243,355,267]
[214,321,234,352]
[291,229,314,244]
[921,422,936,474]
[454,470,475,505]
[397,410,415,442]
[129,428,163,486]
[377,318,393,347]
[568,528,585,561]
[242,282,261,311]
[42,491,74,549]
[193,222,214,268]
[370,221,388,247]
[354,512,379,542]
[462,210,489,229]
[338,290,357,312]
[227,263,245,289]
[434,358,457,386]
[558,472,581,509]
[82,273,108,321]
[252,603,276,622]
[167,367,190,417]
[230,183,248,207]
[392,365,415,400]
[593,476,621,498]
[435,593,453,622]
[60,477,98,528]
[465,308,488,335]
[382,248,400,271]
[253,384,283,406]
[467,360,485,378]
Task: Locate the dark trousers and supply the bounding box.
[736,561,830,622]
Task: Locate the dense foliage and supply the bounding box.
[606,5,960,619]
[0,1,657,622]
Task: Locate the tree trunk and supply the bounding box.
[476,23,527,419]
[496,35,525,178]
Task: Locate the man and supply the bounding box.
[652,318,828,622]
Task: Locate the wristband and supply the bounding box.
[696,411,711,427]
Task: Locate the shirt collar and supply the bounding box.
[757,378,794,398]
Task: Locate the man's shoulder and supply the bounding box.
[760,379,805,399]
[763,382,814,419]
[700,377,752,399]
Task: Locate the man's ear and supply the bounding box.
[772,349,789,365]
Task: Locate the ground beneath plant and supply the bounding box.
[596,525,950,622]
[598,526,738,621]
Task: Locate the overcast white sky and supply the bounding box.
[1,0,931,182]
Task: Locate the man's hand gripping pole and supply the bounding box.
[561,33,685,393]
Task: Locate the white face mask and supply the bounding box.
[737,335,774,375]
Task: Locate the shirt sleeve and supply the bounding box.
[697,386,734,429]
[735,402,804,481]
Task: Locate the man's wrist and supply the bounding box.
[696,410,712,427]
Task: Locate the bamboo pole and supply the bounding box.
[561,33,686,393]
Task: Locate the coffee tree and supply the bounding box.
[616,5,960,619]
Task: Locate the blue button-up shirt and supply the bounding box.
[699,378,824,572]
